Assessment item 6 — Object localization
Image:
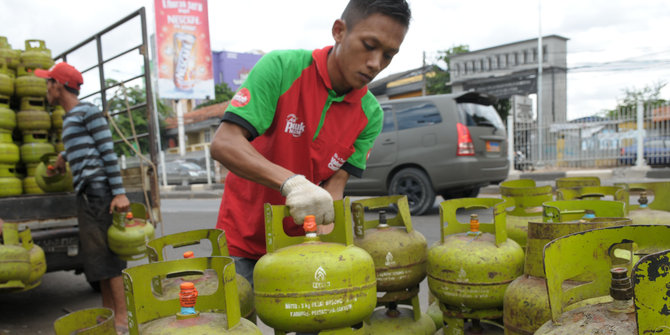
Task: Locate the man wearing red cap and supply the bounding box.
[36,62,130,333]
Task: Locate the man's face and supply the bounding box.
[332,13,408,92]
[45,78,61,105]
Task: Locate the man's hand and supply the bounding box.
[280,175,334,225]
[109,194,130,214]
[54,153,67,175]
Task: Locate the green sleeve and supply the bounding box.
[347,92,384,170]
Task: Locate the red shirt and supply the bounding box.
[217,46,383,259]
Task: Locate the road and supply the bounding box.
[0,197,503,334]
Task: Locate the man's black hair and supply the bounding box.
[341,0,411,29]
[64,85,80,96]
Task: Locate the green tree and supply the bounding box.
[195,82,235,109]
[104,79,170,157]
[425,45,470,95]
[607,81,667,118]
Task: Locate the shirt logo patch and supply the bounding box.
[231,87,250,107]
[284,114,305,137]
[328,153,346,171]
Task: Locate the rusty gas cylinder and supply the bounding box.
[535,268,636,334]
[503,217,632,335]
[352,195,427,295]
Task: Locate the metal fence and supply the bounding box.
[510,101,670,170]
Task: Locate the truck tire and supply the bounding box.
[389,167,435,216]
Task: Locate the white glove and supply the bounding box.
[280,174,334,225]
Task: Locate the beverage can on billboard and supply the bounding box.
[173,32,196,91]
[154,0,214,99]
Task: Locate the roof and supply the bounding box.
[165,101,229,129]
[368,65,431,94]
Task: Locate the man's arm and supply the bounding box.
[210,121,294,190]
[322,169,350,200]
[210,121,334,225]
[85,108,129,213]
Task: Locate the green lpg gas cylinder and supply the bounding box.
[17,110,50,131]
[534,225,670,335]
[20,96,46,111]
[35,153,73,193]
[146,229,256,323]
[352,195,427,294]
[0,37,21,70]
[17,97,50,131]
[427,198,524,310]
[108,203,155,261]
[0,175,22,197]
[15,66,46,98]
[53,307,116,335]
[21,40,54,70]
[427,198,524,334]
[16,228,46,291]
[500,179,553,248]
[503,217,632,335]
[123,256,262,334]
[554,176,600,189]
[0,135,20,165]
[0,61,14,96]
[20,141,54,165]
[51,105,65,129]
[0,163,18,177]
[0,100,16,131]
[542,199,625,223]
[254,199,376,334]
[618,182,670,225]
[0,223,31,290]
[23,176,44,194]
[555,185,629,212]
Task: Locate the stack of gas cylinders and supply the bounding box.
[52,178,670,334]
[0,36,61,195]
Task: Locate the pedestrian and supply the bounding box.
[210,0,411,286]
[35,62,130,334]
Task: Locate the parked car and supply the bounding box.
[344,92,509,215]
[619,136,670,166]
[158,160,213,185]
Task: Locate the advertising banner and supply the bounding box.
[154,0,214,99]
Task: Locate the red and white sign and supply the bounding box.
[154,0,214,99]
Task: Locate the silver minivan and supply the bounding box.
[345,92,509,215]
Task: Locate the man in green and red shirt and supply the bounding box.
[210,0,411,284]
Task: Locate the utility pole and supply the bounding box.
[536,0,543,165]
[422,51,427,96]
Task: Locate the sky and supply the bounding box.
[2,0,670,120]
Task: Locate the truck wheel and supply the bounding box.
[389,168,435,216]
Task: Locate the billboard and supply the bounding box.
[212,51,263,92]
[154,0,214,99]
